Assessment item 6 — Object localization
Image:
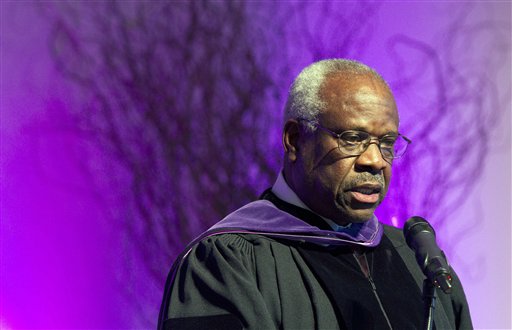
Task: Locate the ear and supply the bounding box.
[282,119,301,162]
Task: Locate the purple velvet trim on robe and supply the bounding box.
[206,200,383,247]
[164,200,384,299]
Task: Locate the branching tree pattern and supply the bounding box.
[42,2,509,326]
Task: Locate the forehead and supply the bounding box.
[318,73,399,133]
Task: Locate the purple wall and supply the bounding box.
[1,2,510,329]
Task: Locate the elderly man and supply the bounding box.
[158,59,472,329]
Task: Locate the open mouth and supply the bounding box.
[349,184,382,204]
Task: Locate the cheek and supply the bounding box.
[325,160,354,193]
[299,139,321,171]
[303,139,355,195]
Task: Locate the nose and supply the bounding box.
[355,141,388,173]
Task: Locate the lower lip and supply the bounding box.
[350,191,380,204]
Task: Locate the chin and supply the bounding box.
[335,200,377,224]
[333,206,375,224]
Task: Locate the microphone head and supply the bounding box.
[403,216,436,249]
[403,216,452,294]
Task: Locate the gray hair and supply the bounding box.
[284,59,388,131]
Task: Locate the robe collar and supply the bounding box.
[207,192,383,248]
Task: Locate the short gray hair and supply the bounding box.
[284,59,388,131]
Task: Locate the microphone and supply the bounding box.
[403,216,453,294]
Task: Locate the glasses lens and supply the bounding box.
[335,129,410,160]
[339,131,369,155]
[390,135,409,158]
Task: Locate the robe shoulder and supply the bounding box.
[161,233,339,329]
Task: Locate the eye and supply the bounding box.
[341,131,367,144]
[380,136,397,148]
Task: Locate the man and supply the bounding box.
[158,59,472,329]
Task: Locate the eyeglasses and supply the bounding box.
[299,119,411,162]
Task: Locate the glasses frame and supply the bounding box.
[299,118,411,162]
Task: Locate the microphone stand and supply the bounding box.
[422,279,436,330]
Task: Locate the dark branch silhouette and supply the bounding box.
[40,1,509,326]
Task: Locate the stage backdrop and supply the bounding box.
[1,2,510,329]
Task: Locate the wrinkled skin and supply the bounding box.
[283,73,399,225]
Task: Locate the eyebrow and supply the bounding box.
[332,126,399,137]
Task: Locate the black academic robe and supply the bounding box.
[159,192,473,329]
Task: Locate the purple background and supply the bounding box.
[1,2,510,329]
